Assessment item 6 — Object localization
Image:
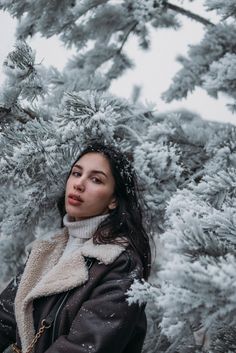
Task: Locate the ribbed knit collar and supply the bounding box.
[63,213,109,241]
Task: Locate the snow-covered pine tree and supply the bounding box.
[1,1,236,352]
[128,122,236,353]
[163,1,236,113]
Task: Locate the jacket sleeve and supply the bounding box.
[0,276,18,352]
[45,251,146,353]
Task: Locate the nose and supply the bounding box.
[73,179,85,192]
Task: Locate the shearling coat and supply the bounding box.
[0,229,147,353]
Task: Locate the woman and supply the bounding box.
[0,141,151,353]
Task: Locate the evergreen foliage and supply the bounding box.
[0,1,236,352]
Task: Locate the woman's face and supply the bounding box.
[65,152,117,221]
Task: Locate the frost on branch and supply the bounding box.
[133,140,183,230]
[190,169,236,209]
[56,90,138,146]
[3,41,45,101]
[126,279,160,306]
[206,0,236,20]
[0,0,179,93]
[156,179,236,349]
[0,41,46,127]
[163,24,236,104]
[203,53,236,111]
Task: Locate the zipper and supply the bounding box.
[51,257,94,343]
[51,291,70,343]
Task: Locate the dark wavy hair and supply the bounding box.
[58,141,151,280]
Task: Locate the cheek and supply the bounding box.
[90,186,113,201]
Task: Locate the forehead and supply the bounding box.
[75,152,111,172]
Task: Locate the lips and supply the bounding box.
[68,194,83,202]
[68,194,84,206]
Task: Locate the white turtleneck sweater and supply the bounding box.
[30,213,109,292]
[61,213,109,259]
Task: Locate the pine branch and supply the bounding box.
[0,107,11,120]
[180,169,205,188]
[85,22,137,76]
[59,0,109,34]
[0,105,37,124]
[77,0,108,17]
[14,104,38,122]
[165,2,215,27]
[101,21,138,64]
[117,21,138,54]
[20,106,37,120]
[116,124,143,143]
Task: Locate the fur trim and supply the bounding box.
[81,238,126,265]
[15,228,126,352]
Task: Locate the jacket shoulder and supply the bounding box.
[104,247,144,282]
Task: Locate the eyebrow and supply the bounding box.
[73,164,108,178]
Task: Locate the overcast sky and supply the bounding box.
[0,3,235,126]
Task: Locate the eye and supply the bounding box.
[72,171,81,177]
[91,177,102,184]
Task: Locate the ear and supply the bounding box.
[108,196,117,210]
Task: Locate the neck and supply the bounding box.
[63,213,109,240]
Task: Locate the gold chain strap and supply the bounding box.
[11,344,21,353]
[12,319,51,353]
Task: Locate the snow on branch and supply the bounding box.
[0,41,47,126]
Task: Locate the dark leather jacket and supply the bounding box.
[0,247,146,353]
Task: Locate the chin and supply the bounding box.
[69,212,89,220]
[67,212,83,219]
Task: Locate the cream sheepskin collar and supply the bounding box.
[15,228,126,352]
